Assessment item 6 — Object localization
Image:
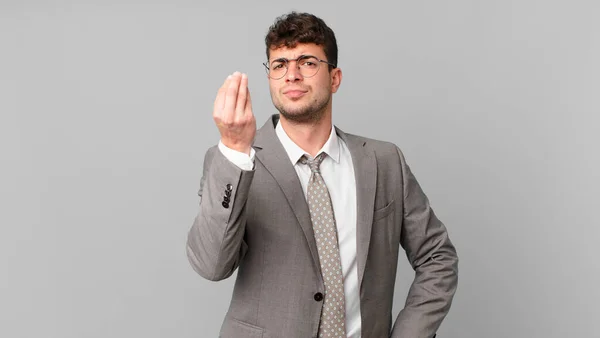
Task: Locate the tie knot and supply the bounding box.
[300,153,326,173]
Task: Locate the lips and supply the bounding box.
[283,88,308,99]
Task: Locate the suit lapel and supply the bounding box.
[253,115,323,277]
[253,115,377,289]
[336,128,377,290]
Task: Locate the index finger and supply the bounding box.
[214,75,232,114]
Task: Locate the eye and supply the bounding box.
[272,62,285,70]
[299,56,319,68]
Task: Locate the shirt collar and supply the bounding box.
[275,119,341,165]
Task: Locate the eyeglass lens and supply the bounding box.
[268,56,321,79]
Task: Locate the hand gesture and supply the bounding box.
[213,72,256,155]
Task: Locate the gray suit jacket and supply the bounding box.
[187,114,458,338]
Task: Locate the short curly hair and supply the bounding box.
[265,12,338,68]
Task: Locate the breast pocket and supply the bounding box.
[373,199,395,221]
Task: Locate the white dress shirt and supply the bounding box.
[217,120,361,338]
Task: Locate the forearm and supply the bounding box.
[390,232,458,337]
[186,146,255,281]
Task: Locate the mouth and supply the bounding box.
[283,90,308,99]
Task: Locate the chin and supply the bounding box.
[282,103,309,115]
[278,106,324,123]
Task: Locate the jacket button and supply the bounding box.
[313,292,323,302]
[226,184,233,191]
[222,201,229,209]
[223,196,230,203]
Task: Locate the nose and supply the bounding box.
[286,61,303,82]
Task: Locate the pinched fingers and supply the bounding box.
[211,72,256,154]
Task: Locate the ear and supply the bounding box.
[331,67,342,93]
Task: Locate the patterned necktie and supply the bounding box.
[300,153,347,338]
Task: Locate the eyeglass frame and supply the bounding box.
[262,54,337,79]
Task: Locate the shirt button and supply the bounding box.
[222,201,229,209]
[226,184,233,191]
[313,292,323,302]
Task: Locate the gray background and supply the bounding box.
[1,0,598,337]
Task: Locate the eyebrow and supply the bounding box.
[271,55,312,62]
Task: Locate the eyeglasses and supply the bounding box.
[263,55,336,80]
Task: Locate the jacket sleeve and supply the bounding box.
[390,147,459,338]
[186,145,255,281]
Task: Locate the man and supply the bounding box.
[187,11,458,338]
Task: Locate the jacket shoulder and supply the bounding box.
[343,132,403,158]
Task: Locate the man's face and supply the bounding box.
[267,43,341,123]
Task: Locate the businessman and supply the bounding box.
[187,11,458,338]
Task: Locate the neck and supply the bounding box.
[279,112,332,158]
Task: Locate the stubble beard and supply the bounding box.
[273,92,331,124]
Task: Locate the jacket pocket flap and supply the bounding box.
[220,318,264,338]
[373,199,395,221]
